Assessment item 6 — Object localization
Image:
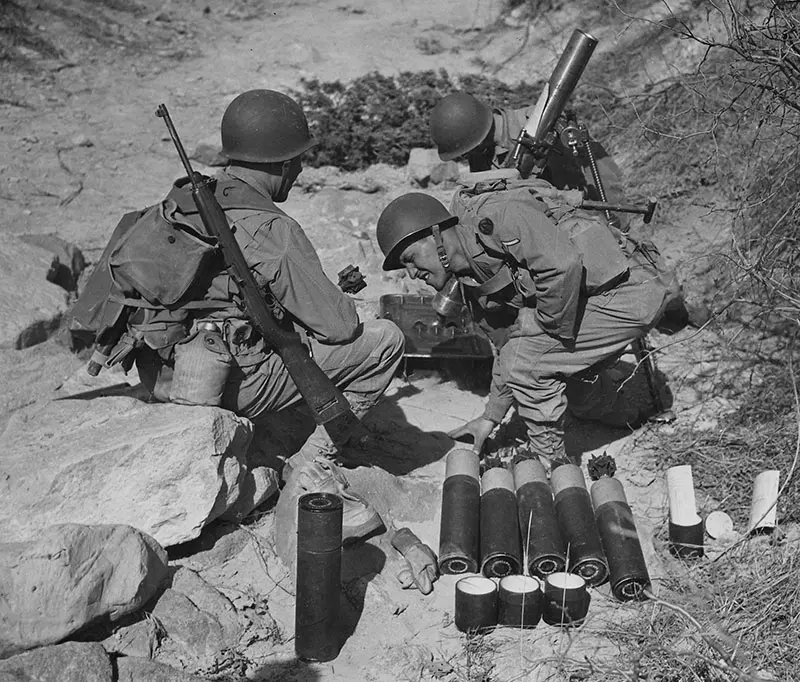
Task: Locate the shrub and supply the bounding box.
[291,69,542,170]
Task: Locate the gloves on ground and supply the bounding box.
[391,527,438,595]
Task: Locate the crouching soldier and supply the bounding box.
[375,178,677,469]
[429,92,626,212]
[74,89,404,544]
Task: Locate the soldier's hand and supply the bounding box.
[447,417,496,455]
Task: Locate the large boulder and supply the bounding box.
[0,235,77,349]
[0,396,272,546]
[0,525,168,659]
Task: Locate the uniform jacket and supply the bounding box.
[131,165,359,356]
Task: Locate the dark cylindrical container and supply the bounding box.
[480,468,522,578]
[295,492,343,662]
[439,449,481,574]
[541,572,591,627]
[514,459,567,578]
[668,520,704,559]
[590,478,650,601]
[455,576,498,633]
[498,575,542,629]
[551,464,609,587]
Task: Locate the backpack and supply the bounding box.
[67,176,278,360]
[451,171,631,296]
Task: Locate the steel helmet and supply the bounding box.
[221,89,316,163]
[377,193,457,271]
[429,93,494,162]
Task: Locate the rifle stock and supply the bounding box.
[156,104,355,429]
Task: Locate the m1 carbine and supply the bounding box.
[156,104,357,433]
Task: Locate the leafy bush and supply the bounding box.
[291,69,542,170]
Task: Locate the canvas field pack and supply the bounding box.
[67,176,276,353]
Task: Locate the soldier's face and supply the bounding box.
[399,236,449,291]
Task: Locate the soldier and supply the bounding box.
[429,92,626,208]
[86,90,405,542]
[375,185,676,468]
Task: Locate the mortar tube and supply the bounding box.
[590,478,650,601]
[480,467,522,578]
[514,459,566,578]
[439,449,481,574]
[295,492,343,662]
[551,464,609,587]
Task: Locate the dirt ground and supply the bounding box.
[0,0,765,680]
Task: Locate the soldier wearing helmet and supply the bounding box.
[429,92,626,209]
[129,90,404,545]
[376,188,674,469]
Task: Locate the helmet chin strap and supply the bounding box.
[431,223,454,275]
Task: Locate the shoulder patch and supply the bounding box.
[478,218,494,235]
[500,238,520,247]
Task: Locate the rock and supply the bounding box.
[0,525,168,659]
[168,521,251,572]
[406,148,459,187]
[218,465,279,522]
[429,160,461,186]
[17,233,86,292]
[0,641,112,681]
[116,656,209,682]
[0,236,71,349]
[0,397,254,547]
[70,133,94,148]
[0,341,85,434]
[104,569,243,670]
[190,139,227,167]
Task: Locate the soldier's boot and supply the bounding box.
[511,419,568,475]
[275,457,385,569]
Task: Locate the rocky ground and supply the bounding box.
[1,0,788,681]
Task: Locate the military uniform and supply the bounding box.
[135,164,404,420]
[448,180,671,463]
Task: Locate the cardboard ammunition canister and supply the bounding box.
[551,464,609,586]
[295,492,343,662]
[541,572,591,627]
[666,465,701,526]
[455,576,498,633]
[498,575,542,629]
[438,449,481,574]
[590,477,650,601]
[480,467,522,578]
[514,459,566,578]
[748,469,780,534]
